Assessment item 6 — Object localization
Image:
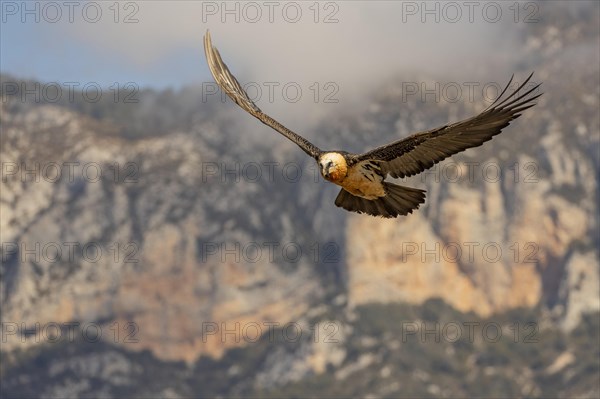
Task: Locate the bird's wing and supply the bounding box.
[352,73,542,178]
[204,31,321,159]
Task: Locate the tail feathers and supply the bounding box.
[334,183,426,218]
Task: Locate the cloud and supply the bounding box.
[3,1,537,130]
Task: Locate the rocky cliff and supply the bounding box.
[1,1,599,397]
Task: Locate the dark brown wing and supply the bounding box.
[353,73,542,178]
[203,31,321,159]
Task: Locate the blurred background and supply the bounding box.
[1,0,599,397]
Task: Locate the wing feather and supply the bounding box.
[203,31,321,158]
[353,73,542,178]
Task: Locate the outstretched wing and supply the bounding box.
[204,31,321,159]
[353,73,542,178]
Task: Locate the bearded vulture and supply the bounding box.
[203,31,542,218]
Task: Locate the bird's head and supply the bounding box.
[319,153,348,183]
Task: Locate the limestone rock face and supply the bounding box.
[559,251,600,331]
[0,102,330,362]
[345,170,594,319]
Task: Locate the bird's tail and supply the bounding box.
[334,183,426,218]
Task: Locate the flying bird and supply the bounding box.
[203,31,542,218]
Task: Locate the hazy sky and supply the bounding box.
[2,1,533,86]
[2,1,578,127]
